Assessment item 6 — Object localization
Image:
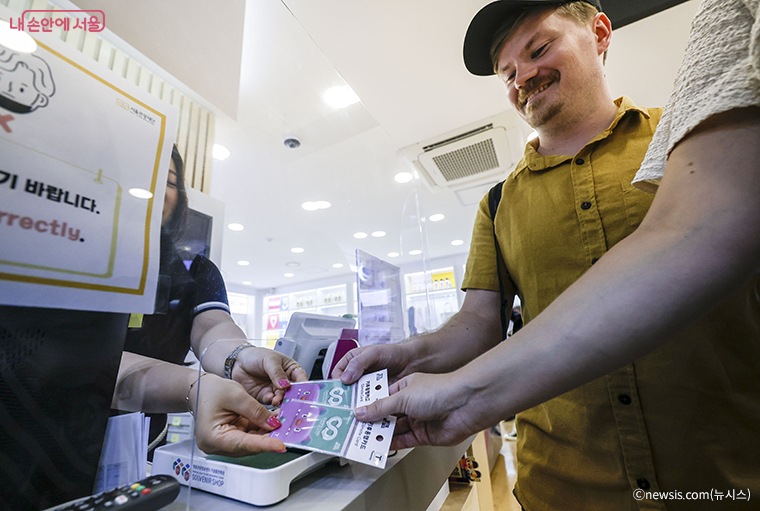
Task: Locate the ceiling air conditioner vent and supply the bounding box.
[402,111,527,192]
[431,137,500,182]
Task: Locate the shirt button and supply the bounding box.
[591,257,599,265]
[618,394,632,405]
[581,201,592,210]
[575,158,585,165]
[637,478,651,490]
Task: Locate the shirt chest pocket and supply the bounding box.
[621,181,655,235]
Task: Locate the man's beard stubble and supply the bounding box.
[518,70,563,129]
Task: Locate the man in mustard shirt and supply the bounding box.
[336,1,760,510]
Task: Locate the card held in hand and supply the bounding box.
[269,370,396,468]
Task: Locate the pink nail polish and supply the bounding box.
[278,379,290,388]
[267,416,282,429]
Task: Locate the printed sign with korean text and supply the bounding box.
[0,5,177,312]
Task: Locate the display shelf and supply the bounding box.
[262,284,350,346]
[403,267,461,334]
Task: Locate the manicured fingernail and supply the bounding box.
[267,416,282,429]
[275,447,288,453]
[278,379,290,388]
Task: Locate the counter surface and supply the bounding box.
[163,441,470,511]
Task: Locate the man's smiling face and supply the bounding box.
[496,8,605,131]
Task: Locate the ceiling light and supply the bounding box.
[429,214,445,222]
[0,20,37,53]
[227,223,245,231]
[128,188,153,199]
[387,252,400,258]
[286,261,300,267]
[349,265,358,272]
[394,172,413,184]
[324,85,360,109]
[451,240,464,246]
[353,232,368,239]
[302,201,331,211]
[371,231,386,238]
[332,263,344,269]
[291,247,304,254]
[237,260,250,266]
[284,273,295,278]
[212,144,230,161]
[242,281,252,286]
[409,249,422,256]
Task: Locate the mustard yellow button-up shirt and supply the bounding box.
[462,97,760,511]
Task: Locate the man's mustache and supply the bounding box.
[517,71,560,109]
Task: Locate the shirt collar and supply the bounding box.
[518,96,650,172]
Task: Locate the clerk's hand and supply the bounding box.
[353,372,477,449]
[332,343,414,385]
[232,347,308,407]
[189,373,288,456]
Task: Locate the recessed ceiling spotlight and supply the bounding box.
[291,247,304,254]
[302,201,331,211]
[394,172,413,184]
[0,20,37,53]
[429,214,445,222]
[371,231,386,238]
[286,261,300,268]
[227,223,245,231]
[387,252,400,258]
[242,281,252,286]
[353,232,368,239]
[284,273,295,278]
[349,264,358,272]
[128,188,153,199]
[323,85,360,109]
[409,249,422,256]
[332,263,344,269]
[213,144,230,161]
[451,240,465,246]
[284,138,301,149]
[237,260,250,266]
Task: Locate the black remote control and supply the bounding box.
[44,474,180,511]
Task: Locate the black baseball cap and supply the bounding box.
[463,0,603,76]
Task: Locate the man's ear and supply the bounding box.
[593,12,613,56]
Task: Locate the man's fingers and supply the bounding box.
[335,348,366,383]
[355,393,402,423]
[390,432,422,450]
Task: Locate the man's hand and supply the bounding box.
[189,373,289,456]
[332,342,413,385]
[353,372,478,450]
[232,347,308,406]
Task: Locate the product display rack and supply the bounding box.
[261,284,352,348]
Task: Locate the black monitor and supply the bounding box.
[0,305,128,510]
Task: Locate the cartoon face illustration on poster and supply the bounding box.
[0,48,55,114]
[0,48,55,134]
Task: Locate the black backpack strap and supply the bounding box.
[488,180,509,340]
